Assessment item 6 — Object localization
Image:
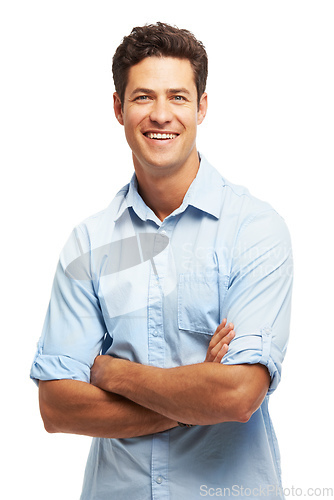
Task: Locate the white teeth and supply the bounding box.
[146,133,177,140]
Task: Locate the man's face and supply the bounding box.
[114,56,207,177]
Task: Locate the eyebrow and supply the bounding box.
[129,87,191,98]
[168,88,191,95]
[129,88,155,97]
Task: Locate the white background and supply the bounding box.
[1,1,333,498]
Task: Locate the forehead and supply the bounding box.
[125,57,196,94]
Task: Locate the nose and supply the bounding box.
[149,98,173,124]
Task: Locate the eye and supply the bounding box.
[135,95,150,102]
[172,95,186,102]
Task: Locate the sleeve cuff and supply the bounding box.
[30,353,91,386]
[222,327,284,395]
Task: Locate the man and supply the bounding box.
[31,22,293,499]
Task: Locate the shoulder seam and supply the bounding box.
[234,207,280,247]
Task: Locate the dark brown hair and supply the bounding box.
[112,22,208,109]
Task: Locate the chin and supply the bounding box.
[137,151,181,171]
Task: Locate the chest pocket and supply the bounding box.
[178,272,220,335]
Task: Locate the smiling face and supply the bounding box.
[114,56,207,179]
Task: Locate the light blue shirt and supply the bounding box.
[31,154,293,500]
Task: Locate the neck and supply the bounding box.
[134,152,200,221]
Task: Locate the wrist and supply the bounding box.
[91,355,130,393]
[110,358,130,393]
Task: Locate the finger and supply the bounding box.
[212,318,227,337]
[205,342,222,362]
[211,330,235,355]
[214,321,234,338]
[209,333,230,360]
[212,343,229,363]
[210,323,234,349]
[205,323,235,363]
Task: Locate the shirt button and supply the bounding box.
[156,476,163,484]
[160,230,167,236]
[152,330,158,337]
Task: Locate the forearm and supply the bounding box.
[116,362,241,425]
[39,379,177,438]
[92,359,267,425]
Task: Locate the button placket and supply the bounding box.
[149,225,172,500]
[151,432,170,499]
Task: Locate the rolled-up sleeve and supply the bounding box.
[221,209,293,394]
[30,226,106,385]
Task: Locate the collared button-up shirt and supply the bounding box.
[31,154,293,500]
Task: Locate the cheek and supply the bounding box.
[123,110,145,138]
[177,108,198,129]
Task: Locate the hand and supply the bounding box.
[204,319,235,363]
[90,354,122,392]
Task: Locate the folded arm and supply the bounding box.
[39,378,177,438]
[91,356,270,426]
[39,319,234,437]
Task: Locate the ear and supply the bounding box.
[197,92,208,125]
[113,92,124,125]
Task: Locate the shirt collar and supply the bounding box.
[114,153,222,222]
[183,154,222,219]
